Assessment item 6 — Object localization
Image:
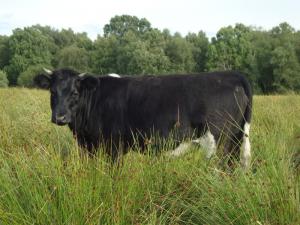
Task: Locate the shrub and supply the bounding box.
[0,70,9,87]
[17,65,52,87]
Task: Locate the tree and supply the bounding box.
[253,22,300,93]
[207,24,253,70]
[186,31,209,72]
[104,15,151,38]
[271,22,295,39]
[115,30,171,75]
[251,30,274,93]
[295,31,300,63]
[4,27,53,85]
[31,25,60,55]
[0,70,9,87]
[92,29,170,75]
[56,45,90,72]
[0,35,10,70]
[91,35,119,74]
[270,44,300,92]
[1,16,300,93]
[165,35,195,73]
[121,33,170,75]
[17,65,51,87]
[206,24,258,90]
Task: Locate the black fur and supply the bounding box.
[34,69,252,161]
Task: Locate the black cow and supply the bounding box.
[34,69,252,168]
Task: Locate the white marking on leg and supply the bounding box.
[241,122,251,169]
[192,130,217,158]
[108,73,121,78]
[168,142,192,157]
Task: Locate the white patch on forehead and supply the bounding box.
[241,122,251,169]
[108,73,121,78]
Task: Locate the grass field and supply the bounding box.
[0,88,299,225]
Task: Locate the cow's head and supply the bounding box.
[34,68,99,126]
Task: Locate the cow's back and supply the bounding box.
[125,71,250,142]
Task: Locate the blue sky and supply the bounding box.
[0,0,299,39]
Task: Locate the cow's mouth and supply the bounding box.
[51,116,69,126]
[53,120,68,126]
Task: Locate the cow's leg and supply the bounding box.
[224,137,241,168]
[240,122,251,169]
[107,135,129,166]
[223,123,251,169]
[76,135,96,156]
[192,130,217,158]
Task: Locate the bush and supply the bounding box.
[17,65,52,87]
[0,70,9,87]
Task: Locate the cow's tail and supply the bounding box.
[240,73,252,169]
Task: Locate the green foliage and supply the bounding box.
[0,89,300,224]
[0,70,8,87]
[186,31,209,72]
[104,15,151,38]
[295,31,300,63]
[250,30,274,93]
[252,23,300,93]
[165,35,196,73]
[116,30,170,75]
[123,39,170,75]
[17,65,51,87]
[0,35,10,69]
[56,45,90,72]
[1,17,300,93]
[92,29,171,75]
[4,27,53,85]
[206,24,259,88]
[270,45,300,92]
[91,35,119,74]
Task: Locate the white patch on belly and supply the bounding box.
[192,130,217,158]
[168,142,192,157]
[108,73,121,78]
[241,122,251,169]
[168,130,216,158]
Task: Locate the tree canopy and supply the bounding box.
[1,15,300,93]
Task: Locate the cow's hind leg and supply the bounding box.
[240,122,251,169]
[224,122,251,169]
[223,130,243,168]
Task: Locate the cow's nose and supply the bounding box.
[56,115,67,124]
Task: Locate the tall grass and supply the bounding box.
[0,88,299,224]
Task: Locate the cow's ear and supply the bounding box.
[78,76,99,91]
[34,74,51,89]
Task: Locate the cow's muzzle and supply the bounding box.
[52,115,69,126]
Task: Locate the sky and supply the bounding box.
[0,0,299,40]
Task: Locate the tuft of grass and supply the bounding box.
[0,89,299,224]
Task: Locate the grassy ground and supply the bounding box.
[0,88,299,225]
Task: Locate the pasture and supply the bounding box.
[0,88,299,225]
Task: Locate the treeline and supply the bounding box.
[1,15,300,93]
